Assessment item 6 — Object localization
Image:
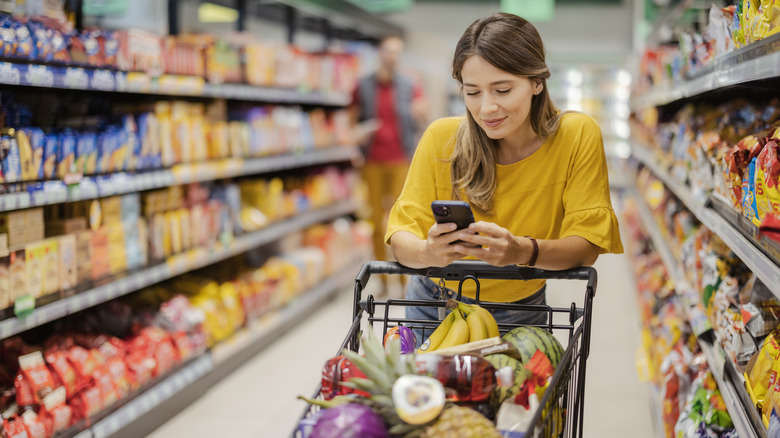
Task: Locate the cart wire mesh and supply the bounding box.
[295,260,596,438]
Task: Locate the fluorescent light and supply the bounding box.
[199,2,238,23]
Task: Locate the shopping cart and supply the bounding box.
[295,260,597,438]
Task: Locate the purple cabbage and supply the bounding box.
[311,403,388,438]
[384,326,417,354]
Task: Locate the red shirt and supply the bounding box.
[354,79,422,163]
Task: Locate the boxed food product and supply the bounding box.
[76,230,92,284]
[0,252,9,307]
[9,249,26,303]
[56,130,76,179]
[25,241,44,298]
[45,217,87,237]
[0,208,44,248]
[1,131,22,183]
[106,223,127,276]
[41,238,59,296]
[90,228,110,280]
[58,234,76,291]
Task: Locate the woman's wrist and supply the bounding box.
[515,236,538,267]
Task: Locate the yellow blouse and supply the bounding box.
[385,113,623,302]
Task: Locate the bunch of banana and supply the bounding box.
[417,299,500,353]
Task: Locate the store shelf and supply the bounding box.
[72,354,214,438]
[632,33,780,110]
[648,384,665,438]
[0,60,351,106]
[628,155,766,436]
[0,147,359,212]
[699,338,765,438]
[0,199,359,340]
[630,142,780,298]
[85,257,364,438]
[211,256,365,365]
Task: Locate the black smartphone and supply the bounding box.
[431,200,477,245]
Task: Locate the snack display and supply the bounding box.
[620,197,737,437]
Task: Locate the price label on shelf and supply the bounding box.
[114,71,127,92]
[64,67,89,89]
[14,295,35,317]
[90,69,115,91]
[0,63,22,85]
[16,193,30,209]
[25,64,54,88]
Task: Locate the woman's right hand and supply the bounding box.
[424,223,466,267]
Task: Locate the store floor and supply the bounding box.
[149,254,653,438]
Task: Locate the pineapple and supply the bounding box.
[420,406,503,438]
[339,331,432,437]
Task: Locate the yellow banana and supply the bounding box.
[435,310,470,350]
[466,311,488,342]
[418,311,456,353]
[468,305,500,338]
[455,301,500,339]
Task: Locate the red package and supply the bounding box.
[40,387,71,437]
[19,352,56,404]
[93,368,119,409]
[154,338,179,376]
[3,418,30,438]
[45,351,78,398]
[67,346,102,384]
[20,410,47,438]
[725,145,751,209]
[760,214,780,244]
[14,371,35,408]
[171,332,192,362]
[97,337,126,361]
[321,355,369,400]
[70,385,103,424]
[124,351,155,387]
[106,357,135,398]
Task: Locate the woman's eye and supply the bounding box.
[496,89,511,94]
[465,90,480,96]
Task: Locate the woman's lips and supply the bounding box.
[482,117,505,128]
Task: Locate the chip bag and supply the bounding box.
[750,329,780,405]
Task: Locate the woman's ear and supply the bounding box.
[534,80,544,95]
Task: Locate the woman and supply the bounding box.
[384,13,623,345]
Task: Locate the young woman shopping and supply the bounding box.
[384,13,624,345]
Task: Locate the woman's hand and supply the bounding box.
[424,222,467,267]
[453,221,530,267]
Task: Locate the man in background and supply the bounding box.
[353,35,428,293]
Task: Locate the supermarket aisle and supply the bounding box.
[150,255,652,437]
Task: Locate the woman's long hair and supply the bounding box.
[450,13,562,213]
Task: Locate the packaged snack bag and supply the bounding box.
[0,17,17,57]
[70,385,103,423]
[750,329,780,404]
[28,20,52,61]
[12,19,32,59]
[1,133,21,183]
[20,410,47,438]
[14,370,35,408]
[19,351,56,403]
[45,349,78,398]
[724,145,751,211]
[57,130,76,178]
[2,417,29,438]
[50,27,68,63]
[39,387,71,436]
[42,132,57,179]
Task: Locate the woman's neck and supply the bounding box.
[496,123,542,165]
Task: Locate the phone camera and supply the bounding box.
[433,205,450,216]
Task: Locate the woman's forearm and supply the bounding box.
[530,236,600,270]
[389,231,431,269]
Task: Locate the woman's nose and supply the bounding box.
[481,96,498,114]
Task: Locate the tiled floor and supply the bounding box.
[149,254,655,437]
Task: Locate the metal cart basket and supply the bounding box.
[295,260,597,438]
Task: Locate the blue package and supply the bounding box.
[1,134,21,183]
[768,409,780,438]
[742,156,760,226]
[78,132,98,175]
[42,132,57,179]
[57,130,76,178]
[28,20,52,62]
[12,18,32,59]
[96,129,109,174]
[0,16,17,58]
[22,127,45,180]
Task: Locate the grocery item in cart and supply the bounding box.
[383,326,416,354]
[502,326,564,368]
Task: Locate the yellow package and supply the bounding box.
[208,121,230,159]
[219,281,245,333]
[156,102,175,166]
[763,359,780,416]
[190,104,207,162]
[751,330,780,404]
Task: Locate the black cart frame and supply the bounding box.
[295,260,597,438]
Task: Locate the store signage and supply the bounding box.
[501,0,555,22]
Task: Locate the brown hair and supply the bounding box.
[450,13,562,213]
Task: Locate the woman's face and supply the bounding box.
[461,55,542,142]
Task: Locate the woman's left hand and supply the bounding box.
[453,221,530,267]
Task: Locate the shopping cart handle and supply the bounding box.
[355,260,597,297]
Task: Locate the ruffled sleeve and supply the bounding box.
[559,116,624,254]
